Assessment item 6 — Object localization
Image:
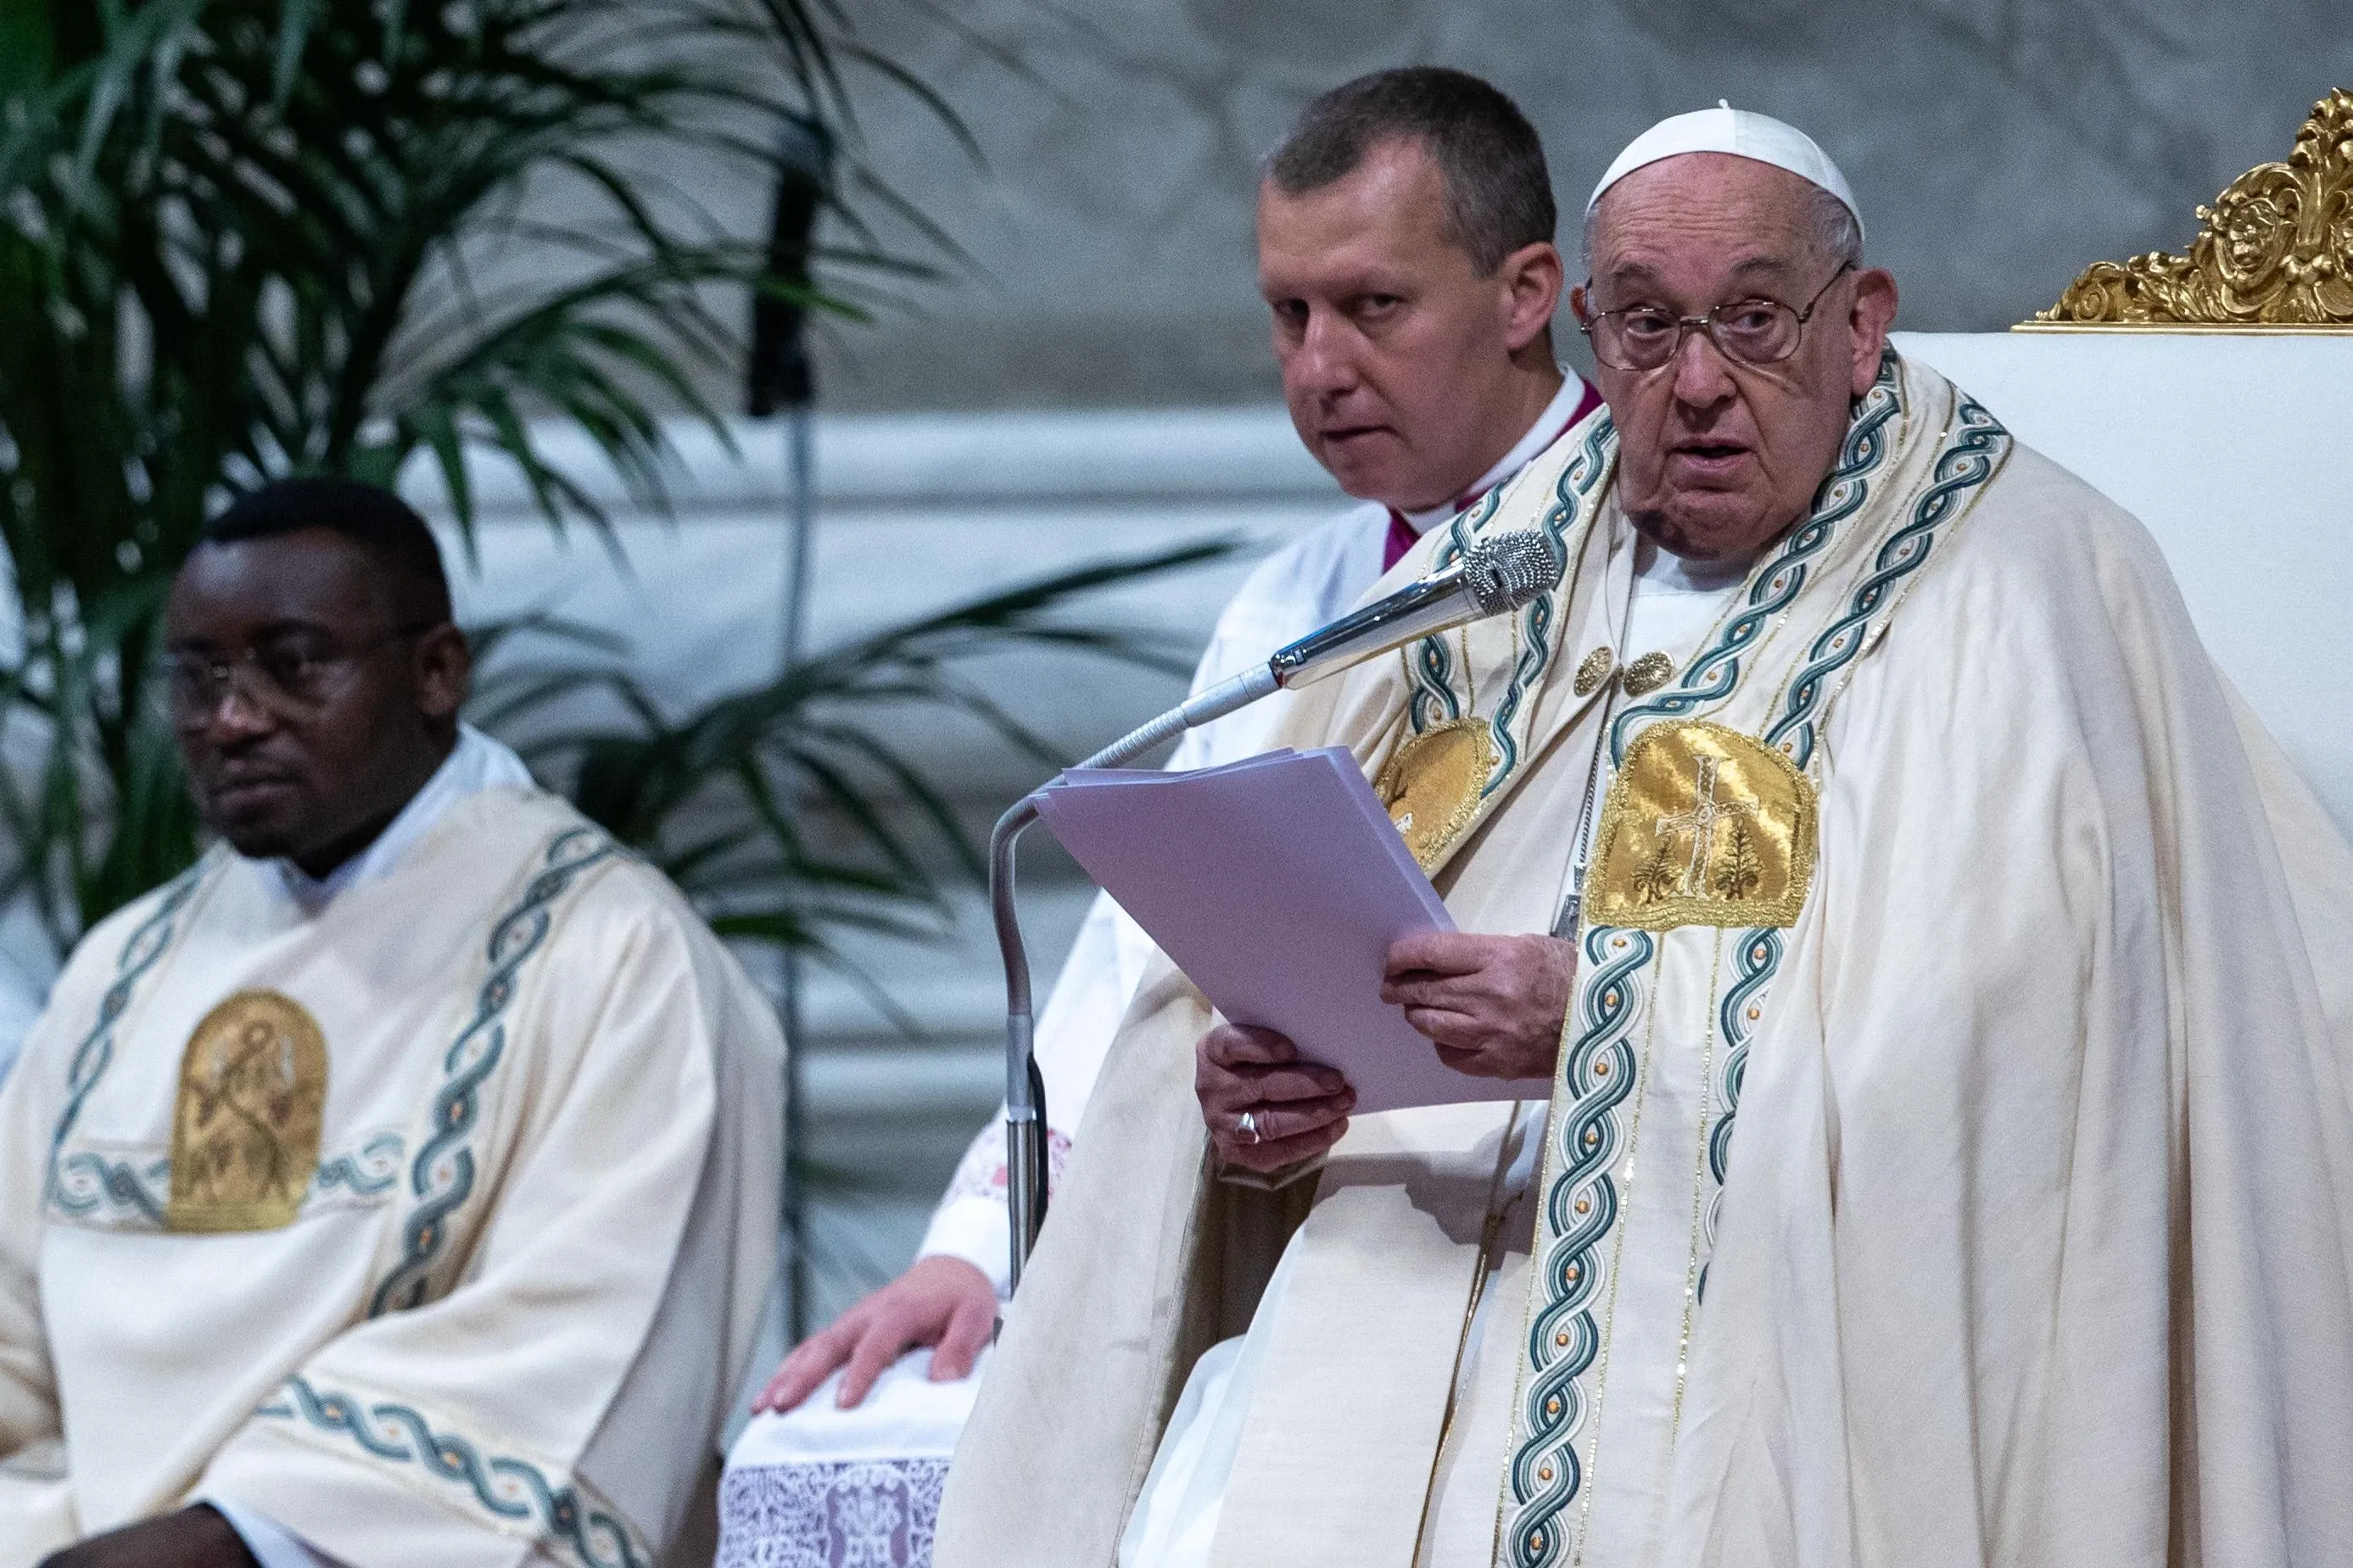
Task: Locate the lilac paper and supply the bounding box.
[1035,746,1550,1112]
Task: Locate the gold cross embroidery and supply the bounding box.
[1652,756,1755,898]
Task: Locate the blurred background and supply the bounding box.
[2,0,2348,1355]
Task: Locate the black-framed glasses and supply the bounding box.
[166,621,439,730]
[1580,262,1856,371]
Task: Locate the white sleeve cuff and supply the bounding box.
[203,1495,346,1568]
[916,1193,1012,1296]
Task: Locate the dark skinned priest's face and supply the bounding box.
[165,527,471,878]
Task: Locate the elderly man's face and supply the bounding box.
[1258,137,1562,513]
[1578,154,1897,560]
[165,529,469,875]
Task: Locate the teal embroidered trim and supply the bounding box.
[315,1132,406,1197]
[42,864,209,1218]
[1406,487,1506,732]
[1698,929,1781,1302]
[1406,416,1618,790]
[369,828,618,1315]
[1764,396,2010,768]
[256,1374,651,1568]
[1609,350,1903,767]
[50,1132,408,1229]
[1481,417,1615,796]
[1506,924,1653,1568]
[52,1151,170,1223]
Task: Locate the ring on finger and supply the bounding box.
[1236,1109,1262,1145]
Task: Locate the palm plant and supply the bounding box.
[470,544,1223,1018]
[0,0,1200,968]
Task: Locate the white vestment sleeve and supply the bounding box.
[201,870,783,1568]
[0,903,140,1557]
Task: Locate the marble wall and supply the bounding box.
[802,0,2353,410]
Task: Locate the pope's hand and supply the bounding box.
[1382,931,1577,1081]
[1196,1023,1356,1172]
[752,1254,998,1413]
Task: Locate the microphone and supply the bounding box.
[1081,527,1562,771]
[1271,526,1557,689]
[986,527,1562,1291]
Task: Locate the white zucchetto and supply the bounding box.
[1586,100,1864,242]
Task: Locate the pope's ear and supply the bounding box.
[1847,267,1898,396]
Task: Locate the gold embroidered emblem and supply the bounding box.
[1620,650,1676,697]
[1376,718,1498,870]
[1589,722,1816,930]
[167,990,327,1233]
[1572,646,1615,697]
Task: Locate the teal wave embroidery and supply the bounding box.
[368,829,618,1316]
[51,1152,170,1222]
[312,1132,407,1198]
[1699,929,1781,1303]
[256,1374,649,1568]
[42,865,209,1218]
[1404,487,1505,731]
[1609,349,1903,766]
[52,1131,408,1230]
[1506,924,1653,1568]
[1764,398,2009,768]
[1479,416,1615,796]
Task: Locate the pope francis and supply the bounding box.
[936,109,2353,1568]
[0,480,784,1568]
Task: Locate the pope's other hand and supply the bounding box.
[1382,930,1577,1081]
[1196,1022,1355,1173]
[753,1254,998,1414]
[39,1505,258,1568]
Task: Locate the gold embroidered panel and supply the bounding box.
[1378,718,1498,870]
[1589,722,1817,930]
[2024,89,2353,330]
[169,990,327,1233]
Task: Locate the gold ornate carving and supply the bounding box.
[1589,722,1817,932]
[1377,718,1497,870]
[168,990,327,1233]
[2026,90,2353,330]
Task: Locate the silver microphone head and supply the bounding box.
[1460,529,1560,615]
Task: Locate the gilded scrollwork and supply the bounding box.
[2028,89,2353,328]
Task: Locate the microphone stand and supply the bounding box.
[986,532,1548,1289]
[988,667,1276,1292]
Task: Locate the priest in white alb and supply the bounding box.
[0,479,783,1568]
[936,108,2353,1567]
[718,69,1598,1562]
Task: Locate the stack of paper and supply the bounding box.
[1034,747,1551,1112]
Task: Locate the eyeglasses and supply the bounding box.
[166,622,439,730]
[1580,262,1856,372]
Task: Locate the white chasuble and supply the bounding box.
[0,787,785,1567]
[936,352,2353,1568]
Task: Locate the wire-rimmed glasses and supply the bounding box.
[1581,262,1856,371]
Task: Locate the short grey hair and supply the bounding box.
[1581,177,1864,276]
[1266,68,1555,276]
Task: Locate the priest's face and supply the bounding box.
[1258,137,1563,513]
[1577,154,1898,561]
[166,527,470,875]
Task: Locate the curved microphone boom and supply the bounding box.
[988,529,1560,1293]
